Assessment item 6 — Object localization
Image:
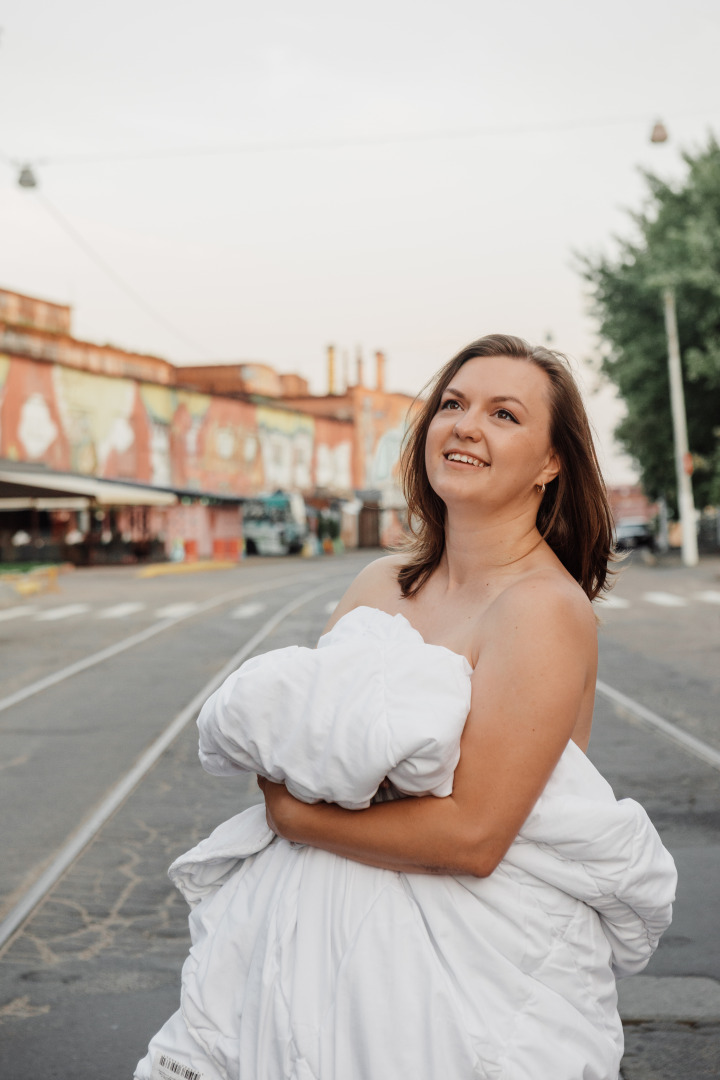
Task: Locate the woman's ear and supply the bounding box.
[539,450,561,487]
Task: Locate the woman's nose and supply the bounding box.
[453,412,483,440]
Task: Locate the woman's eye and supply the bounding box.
[440,399,460,411]
[495,408,518,423]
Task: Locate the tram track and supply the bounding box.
[3,556,719,956]
[0,567,338,716]
[0,578,343,953]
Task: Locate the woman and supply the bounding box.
[136,335,675,1080]
[261,334,608,872]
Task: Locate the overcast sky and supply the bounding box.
[1,0,718,483]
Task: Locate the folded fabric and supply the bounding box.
[136,604,677,1080]
[197,605,473,808]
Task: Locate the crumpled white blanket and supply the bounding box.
[135,606,677,1080]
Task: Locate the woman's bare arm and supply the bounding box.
[261,577,597,878]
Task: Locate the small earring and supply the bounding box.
[536,483,546,494]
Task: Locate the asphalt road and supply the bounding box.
[0,550,718,1079]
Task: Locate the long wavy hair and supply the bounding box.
[397,334,615,601]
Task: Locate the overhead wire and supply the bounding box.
[2,106,716,170]
[1,104,714,361]
[32,191,207,358]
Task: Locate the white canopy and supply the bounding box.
[0,468,177,508]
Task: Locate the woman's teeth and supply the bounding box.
[446,453,487,467]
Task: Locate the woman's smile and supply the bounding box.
[444,451,489,468]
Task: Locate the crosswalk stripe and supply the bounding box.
[0,606,37,622]
[155,602,199,619]
[599,595,630,609]
[15,588,716,626]
[230,602,266,619]
[98,602,146,619]
[35,604,91,622]
[643,591,687,608]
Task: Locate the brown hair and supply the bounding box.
[397,334,615,601]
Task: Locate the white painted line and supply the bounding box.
[98,602,146,619]
[35,604,90,622]
[0,571,343,717]
[598,595,630,609]
[230,602,266,619]
[596,679,720,773]
[643,591,687,608]
[0,580,340,952]
[155,602,199,619]
[697,590,720,605]
[0,606,37,622]
[323,599,341,614]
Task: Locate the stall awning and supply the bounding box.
[0,497,91,511]
[0,468,178,508]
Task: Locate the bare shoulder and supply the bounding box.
[322,552,406,633]
[484,567,596,651]
[344,551,406,600]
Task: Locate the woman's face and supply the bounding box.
[424,355,559,513]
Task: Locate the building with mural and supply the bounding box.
[0,287,418,564]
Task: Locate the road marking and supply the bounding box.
[155,602,199,619]
[697,590,720,605]
[596,679,720,773]
[599,595,630,609]
[98,602,146,619]
[0,571,347,717]
[230,602,266,619]
[0,606,37,622]
[0,580,341,952]
[643,591,687,607]
[35,604,90,622]
[323,599,341,614]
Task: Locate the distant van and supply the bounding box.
[613,519,655,552]
[243,492,308,556]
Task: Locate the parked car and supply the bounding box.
[613,519,655,552]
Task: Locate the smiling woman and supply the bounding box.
[135,334,675,1080]
[399,334,615,600]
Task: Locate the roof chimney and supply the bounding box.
[327,344,336,395]
[375,350,385,393]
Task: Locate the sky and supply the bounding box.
[1,0,718,484]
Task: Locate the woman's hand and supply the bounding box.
[257,775,299,838]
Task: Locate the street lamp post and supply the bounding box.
[662,286,698,566]
[649,120,699,566]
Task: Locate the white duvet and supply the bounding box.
[135,606,677,1080]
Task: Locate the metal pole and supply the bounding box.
[662,287,698,566]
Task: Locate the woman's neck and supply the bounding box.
[440,507,545,591]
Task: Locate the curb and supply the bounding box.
[618,976,720,1023]
[137,560,241,579]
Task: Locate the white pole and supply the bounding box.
[662,287,698,566]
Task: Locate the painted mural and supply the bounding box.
[257,406,315,491]
[0,353,359,498]
[349,388,414,495]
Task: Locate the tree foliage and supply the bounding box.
[580,135,720,509]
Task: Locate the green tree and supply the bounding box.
[580,135,720,510]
